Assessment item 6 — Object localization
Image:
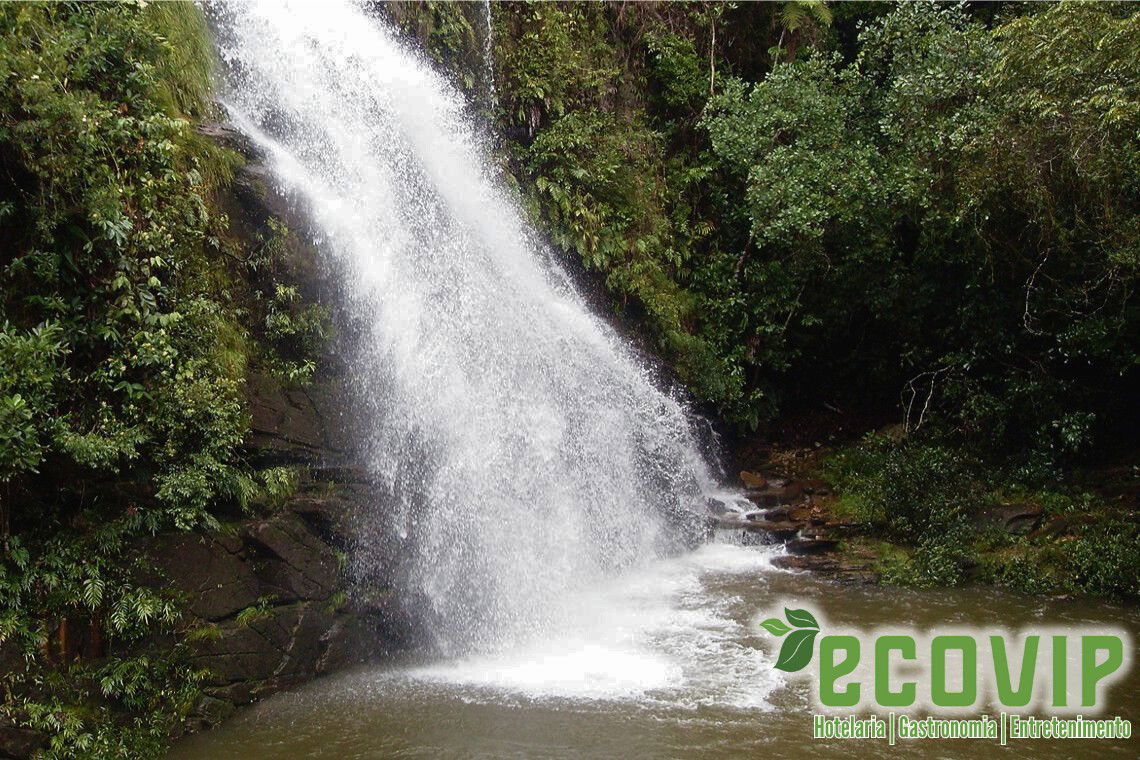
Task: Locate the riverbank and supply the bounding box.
[728,414,1139,604]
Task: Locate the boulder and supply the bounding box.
[742,520,801,541]
[974,505,1044,535]
[0,717,44,760]
[755,506,793,522]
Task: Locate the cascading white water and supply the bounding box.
[213,0,723,655]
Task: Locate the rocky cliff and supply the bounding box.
[172,125,410,732]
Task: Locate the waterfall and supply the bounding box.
[212,0,720,655]
[482,0,497,115]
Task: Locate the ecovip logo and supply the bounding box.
[758,604,1134,745]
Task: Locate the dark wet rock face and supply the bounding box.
[145,533,262,622]
[140,469,407,725]
[784,537,840,555]
[141,125,407,737]
[247,372,353,465]
[0,719,44,760]
[744,479,804,507]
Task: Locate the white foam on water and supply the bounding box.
[406,543,784,710]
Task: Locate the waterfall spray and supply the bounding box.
[213,0,718,656]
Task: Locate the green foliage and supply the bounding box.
[1062,520,1140,599]
[824,435,976,542]
[324,591,348,614]
[772,0,834,63]
[982,550,1058,596]
[257,466,301,511]
[645,32,706,110]
[496,2,755,415]
[0,1,247,518]
[880,530,970,590]
[388,0,481,92]
[0,322,65,479]
[8,651,205,760]
[497,2,618,129]
[699,2,1138,457]
[0,4,265,755]
[234,596,278,627]
[827,433,1138,600]
[242,220,331,387]
[825,434,978,589]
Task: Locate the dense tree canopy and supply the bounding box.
[480,2,1139,464]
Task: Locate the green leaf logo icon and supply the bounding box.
[760,618,791,636]
[762,605,822,672]
[784,608,819,629]
[775,629,819,672]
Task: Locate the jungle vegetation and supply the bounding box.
[0,1,1137,756]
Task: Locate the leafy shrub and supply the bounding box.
[699,2,1138,456]
[1063,520,1140,601]
[0,1,247,521]
[983,551,1059,596]
[881,532,970,590]
[825,436,978,542]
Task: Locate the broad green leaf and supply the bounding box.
[760,617,791,636]
[775,629,819,672]
[785,607,819,630]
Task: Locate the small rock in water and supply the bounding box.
[743,520,801,541]
[706,498,730,515]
